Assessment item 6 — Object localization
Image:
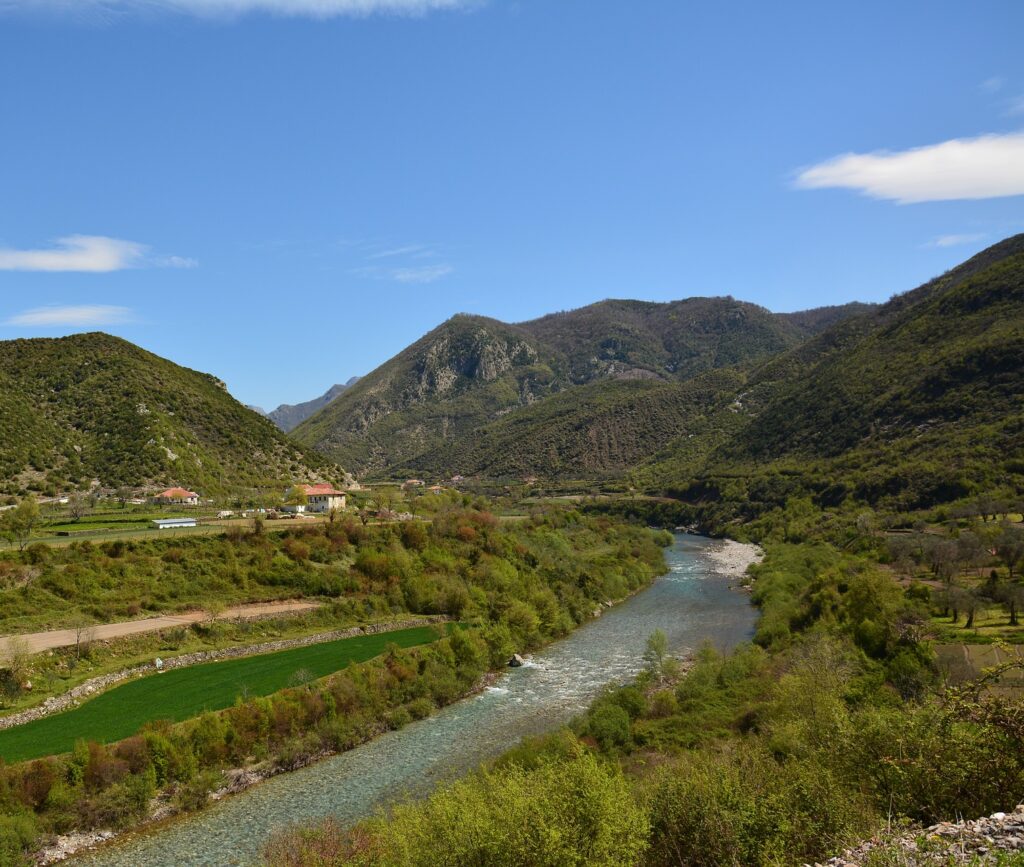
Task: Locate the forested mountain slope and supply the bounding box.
[0,333,343,495]
[293,298,864,477]
[639,234,1024,518]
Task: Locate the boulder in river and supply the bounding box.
[509,654,525,667]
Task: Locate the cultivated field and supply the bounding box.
[0,624,444,763]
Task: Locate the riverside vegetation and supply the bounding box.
[0,506,669,863]
[264,496,1024,867]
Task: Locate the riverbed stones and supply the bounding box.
[814,806,1024,865]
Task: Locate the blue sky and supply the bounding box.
[1,0,1022,409]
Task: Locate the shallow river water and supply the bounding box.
[77,534,756,866]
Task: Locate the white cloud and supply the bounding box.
[924,233,987,248]
[794,132,1024,203]
[981,76,1004,94]
[0,235,195,272]
[153,254,200,268]
[368,244,433,259]
[3,305,135,327]
[352,262,453,283]
[3,0,475,18]
[392,263,453,283]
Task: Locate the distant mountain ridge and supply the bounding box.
[0,333,347,495]
[291,296,873,477]
[258,378,360,432]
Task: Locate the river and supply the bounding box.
[77,534,757,866]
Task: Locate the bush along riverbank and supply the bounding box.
[264,538,1024,866]
[0,506,669,864]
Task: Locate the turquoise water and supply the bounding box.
[77,534,756,866]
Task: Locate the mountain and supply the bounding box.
[292,298,862,477]
[265,378,360,432]
[638,234,1024,516]
[0,332,346,496]
[292,314,557,476]
[411,370,746,480]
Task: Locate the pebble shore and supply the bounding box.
[703,538,764,580]
[815,805,1024,865]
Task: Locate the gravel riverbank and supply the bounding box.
[703,539,764,581]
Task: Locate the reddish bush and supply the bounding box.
[83,742,129,791]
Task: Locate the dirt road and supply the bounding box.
[0,600,322,657]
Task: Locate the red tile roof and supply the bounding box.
[301,484,345,496]
[157,487,198,498]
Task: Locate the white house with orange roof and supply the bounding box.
[300,483,346,514]
[153,487,199,506]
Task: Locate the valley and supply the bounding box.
[0,237,1022,866]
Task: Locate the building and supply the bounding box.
[152,517,197,530]
[154,487,199,506]
[401,479,425,490]
[299,483,346,514]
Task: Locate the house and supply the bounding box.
[152,517,197,530]
[427,485,445,494]
[154,487,199,506]
[299,483,346,514]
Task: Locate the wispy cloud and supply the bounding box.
[923,233,987,248]
[3,0,476,18]
[794,132,1024,203]
[1006,96,1024,117]
[353,263,454,283]
[346,238,454,283]
[981,76,1004,94]
[391,263,454,283]
[3,305,135,327]
[368,244,435,260]
[0,235,196,272]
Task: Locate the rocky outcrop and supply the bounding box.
[815,806,1024,865]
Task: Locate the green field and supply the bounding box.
[0,625,444,763]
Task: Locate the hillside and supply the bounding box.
[639,234,1024,517]
[411,371,746,480]
[0,332,345,496]
[293,298,858,477]
[516,297,808,383]
[292,315,557,476]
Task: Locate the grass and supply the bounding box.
[0,625,445,763]
[929,607,1024,644]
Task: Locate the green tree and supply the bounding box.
[286,485,309,507]
[1,495,40,551]
[645,629,668,678]
[995,525,1024,581]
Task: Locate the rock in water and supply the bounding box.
[509,654,525,667]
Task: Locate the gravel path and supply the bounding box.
[0,600,322,658]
